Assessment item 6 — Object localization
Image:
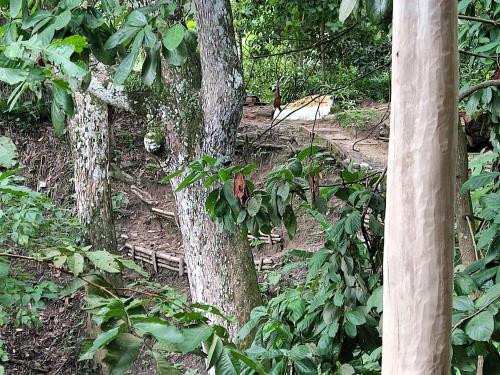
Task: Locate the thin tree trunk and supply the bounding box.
[456,120,476,266]
[68,91,120,285]
[382,1,458,374]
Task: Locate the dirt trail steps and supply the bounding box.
[299,122,388,170]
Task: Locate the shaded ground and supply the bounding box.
[1,102,388,374]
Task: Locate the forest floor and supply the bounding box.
[2,102,388,374]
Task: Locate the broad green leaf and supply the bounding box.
[87,250,121,273]
[464,311,494,341]
[451,328,469,345]
[455,273,478,295]
[345,210,362,235]
[461,172,500,192]
[59,278,86,298]
[133,318,183,343]
[0,68,26,85]
[127,10,148,27]
[344,320,357,338]
[247,195,262,216]
[345,310,366,326]
[51,35,88,53]
[51,100,66,136]
[297,146,322,161]
[453,295,474,312]
[177,325,213,353]
[163,40,188,66]
[475,282,500,309]
[117,258,148,277]
[105,27,140,49]
[283,206,297,239]
[289,345,311,361]
[10,0,22,17]
[142,45,160,86]
[103,333,142,375]
[113,30,144,84]
[80,326,121,360]
[162,24,186,51]
[367,286,383,313]
[339,0,358,23]
[52,84,74,115]
[54,10,72,30]
[0,136,18,168]
[277,182,290,201]
[67,253,84,276]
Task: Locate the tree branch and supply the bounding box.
[460,49,499,60]
[251,23,358,59]
[459,80,500,101]
[458,15,500,28]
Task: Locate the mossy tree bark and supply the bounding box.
[68,91,120,286]
[382,1,458,373]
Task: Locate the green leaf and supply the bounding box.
[52,84,74,115]
[10,0,22,17]
[51,100,66,136]
[68,253,84,276]
[453,295,474,312]
[163,40,188,67]
[0,68,26,85]
[127,10,148,27]
[50,35,88,53]
[461,173,500,192]
[344,320,357,338]
[464,311,494,342]
[54,10,72,30]
[142,45,160,86]
[87,251,121,273]
[105,27,140,49]
[277,182,290,201]
[344,210,362,235]
[80,326,121,360]
[297,146,322,161]
[451,328,469,345]
[455,273,478,295]
[103,333,142,375]
[237,210,247,224]
[475,282,500,309]
[117,258,148,277]
[177,325,213,353]
[133,318,183,343]
[247,195,262,216]
[345,310,366,326]
[162,24,186,51]
[367,286,383,313]
[0,136,18,168]
[339,0,358,23]
[289,345,311,361]
[113,47,140,85]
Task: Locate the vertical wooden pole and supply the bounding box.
[382,1,458,374]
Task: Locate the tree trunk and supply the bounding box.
[456,120,477,266]
[382,1,458,374]
[169,0,261,338]
[68,91,119,285]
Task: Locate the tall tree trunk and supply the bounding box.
[170,0,261,338]
[68,91,119,285]
[382,1,458,374]
[456,120,476,266]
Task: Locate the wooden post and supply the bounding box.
[382,1,458,373]
[151,250,158,273]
